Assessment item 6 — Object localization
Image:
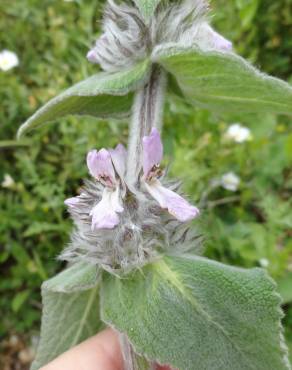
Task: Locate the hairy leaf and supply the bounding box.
[18,60,150,137]
[31,263,102,370]
[43,262,100,293]
[133,0,161,21]
[154,45,292,115]
[101,255,290,370]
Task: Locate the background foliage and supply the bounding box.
[0,0,291,366]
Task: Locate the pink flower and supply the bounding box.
[197,23,233,51]
[90,187,124,230]
[142,128,199,222]
[109,143,127,181]
[87,148,116,188]
[65,129,199,230]
[65,144,126,230]
[64,197,81,207]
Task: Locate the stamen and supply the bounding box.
[147,164,163,181]
[98,174,115,188]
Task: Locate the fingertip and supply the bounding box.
[41,328,123,370]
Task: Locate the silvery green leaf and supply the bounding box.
[133,0,161,21]
[153,45,292,115]
[31,262,102,370]
[101,255,290,370]
[43,262,99,293]
[18,60,150,138]
[119,332,154,370]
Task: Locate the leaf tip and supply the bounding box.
[17,121,28,139]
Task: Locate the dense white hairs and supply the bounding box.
[88,0,209,71]
[60,178,202,274]
[87,0,149,72]
[152,0,209,45]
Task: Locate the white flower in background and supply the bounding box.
[221,172,240,191]
[0,50,19,71]
[225,123,252,143]
[2,174,15,188]
[259,258,270,268]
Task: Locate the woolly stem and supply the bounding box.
[118,332,155,370]
[126,65,167,187]
[119,332,138,370]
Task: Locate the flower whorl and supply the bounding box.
[60,0,230,274]
[61,129,201,274]
[87,0,231,72]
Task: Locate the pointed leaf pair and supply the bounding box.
[19,41,292,138]
[153,45,292,115]
[31,262,102,370]
[101,255,290,370]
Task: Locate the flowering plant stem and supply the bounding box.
[124,63,167,369]
[126,65,166,186]
[119,332,140,370]
[18,1,292,369]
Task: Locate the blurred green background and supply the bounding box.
[0,0,291,368]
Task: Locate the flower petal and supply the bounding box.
[221,172,240,191]
[90,188,124,230]
[197,23,232,51]
[142,128,163,177]
[87,35,109,65]
[87,148,116,186]
[86,49,99,64]
[145,180,199,222]
[110,186,124,213]
[109,143,127,180]
[225,123,252,143]
[64,196,80,208]
[0,50,19,71]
